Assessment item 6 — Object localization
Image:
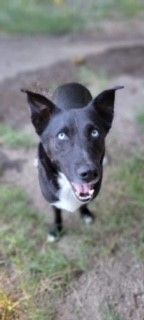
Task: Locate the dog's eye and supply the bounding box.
[57,132,68,140]
[91,129,99,138]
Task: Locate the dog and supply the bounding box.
[22,83,123,242]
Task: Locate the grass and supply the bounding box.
[0,0,83,34]
[0,134,144,317]
[0,0,144,34]
[0,186,86,319]
[0,124,37,149]
[118,156,144,208]
[78,66,109,93]
[91,0,144,18]
[137,112,144,131]
[83,155,144,257]
[103,309,123,320]
[0,154,144,317]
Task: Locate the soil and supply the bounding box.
[57,251,144,320]
[0,23,144,320]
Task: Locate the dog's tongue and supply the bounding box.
[72,183,91,195]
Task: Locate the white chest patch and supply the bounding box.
[52,173,83,212]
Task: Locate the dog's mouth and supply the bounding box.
[72,182,95,202]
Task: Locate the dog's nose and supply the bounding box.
[77,166,98,182]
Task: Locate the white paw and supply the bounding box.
[83,215,94,225]
[47,232,60,243]
[47,234,57,243]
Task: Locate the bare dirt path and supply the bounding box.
[1,33,144,82]
[57,252,144,320]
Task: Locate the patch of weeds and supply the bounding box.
[0,291,17,320]
[0,0,143,34]
[113,0,144,18]
[0,289,29,320]
[91,0,144,19]
[0,185,86,319]
[78,66,109,98]
[78,66,109,92]
[0,185,85,278]
[0,124,36,148]
[0,282,55,320]
[137,112,144,131]
[117,156,144,208]
[111,157,144,251]
[103,308,123,320]
[78,65,97,83]
[0,0,83,34]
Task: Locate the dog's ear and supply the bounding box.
[92,86,124,132]
[21,89,59,135]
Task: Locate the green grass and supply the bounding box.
[0,186,86,277]
[0,186,86,319]
[84,155,144,257]
[0,0,143,34]
[91,0,144,18]
[137,112,144,131]
[103,309,123,320]
[0,0,83,34]
[0,124,37,148]
[118,156,144,208]
[78,66,109,92]
[0,154,144,317]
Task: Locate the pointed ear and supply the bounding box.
[21,89,59,135]
[92,86,124,132]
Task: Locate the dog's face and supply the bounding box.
[23,84,123,202]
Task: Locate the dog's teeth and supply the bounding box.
[74,188,94,202]
[89,189,94,195]
[79,195,91,200]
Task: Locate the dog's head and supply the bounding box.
[22,83,123,202]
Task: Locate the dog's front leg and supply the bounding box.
[80,205,95,225]
[47,207,63,242]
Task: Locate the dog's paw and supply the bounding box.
[82,214,95,225]
[47,228,61,243]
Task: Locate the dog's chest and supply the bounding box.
[52,173,82,212]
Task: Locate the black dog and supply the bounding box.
[22,83,123,241]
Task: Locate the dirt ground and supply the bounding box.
[57,252,144,320]
[0,23,144,319]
